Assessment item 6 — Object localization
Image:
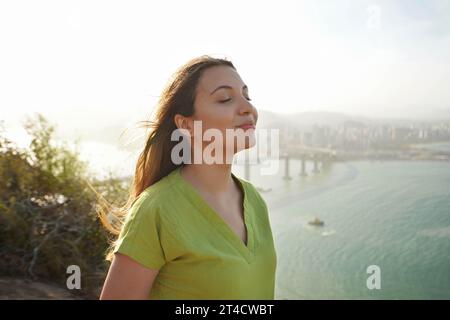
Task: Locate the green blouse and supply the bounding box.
[113,166,277,299]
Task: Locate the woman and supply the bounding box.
[99,55,277,300]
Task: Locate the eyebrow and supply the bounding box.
[210,85,248,95]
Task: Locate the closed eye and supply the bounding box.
[219,97,252,103]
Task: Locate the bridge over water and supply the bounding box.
[243,145,337,181]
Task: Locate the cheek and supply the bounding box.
[198,107,235,133]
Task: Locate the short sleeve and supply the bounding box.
[113,194,167,270]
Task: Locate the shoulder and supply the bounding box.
[127,170,181,225]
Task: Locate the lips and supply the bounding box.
[236,123,255,130]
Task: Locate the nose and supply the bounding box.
[238,96,255,116]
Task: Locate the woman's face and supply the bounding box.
[190,65,258,162]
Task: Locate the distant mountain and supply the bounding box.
[256,110,374,130]
[256,109,450,130]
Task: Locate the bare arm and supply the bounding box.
[99,253,160,300]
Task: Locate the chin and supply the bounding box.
[234,134,257,153]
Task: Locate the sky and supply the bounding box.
[1,0,450,171]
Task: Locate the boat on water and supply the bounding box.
[308,217,324,227]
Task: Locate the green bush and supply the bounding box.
[0,114,129,299]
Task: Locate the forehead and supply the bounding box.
[196,65,244,94]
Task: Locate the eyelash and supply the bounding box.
[219,97,252,103]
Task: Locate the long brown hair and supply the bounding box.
[94,55,235,261]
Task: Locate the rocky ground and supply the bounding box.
[0,277,84,300]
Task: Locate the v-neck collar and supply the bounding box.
[172,166,255,263]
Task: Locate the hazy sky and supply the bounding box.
[1,0,450,144]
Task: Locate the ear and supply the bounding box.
[174,114,193,136]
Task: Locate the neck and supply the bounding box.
[180,163,235,196]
